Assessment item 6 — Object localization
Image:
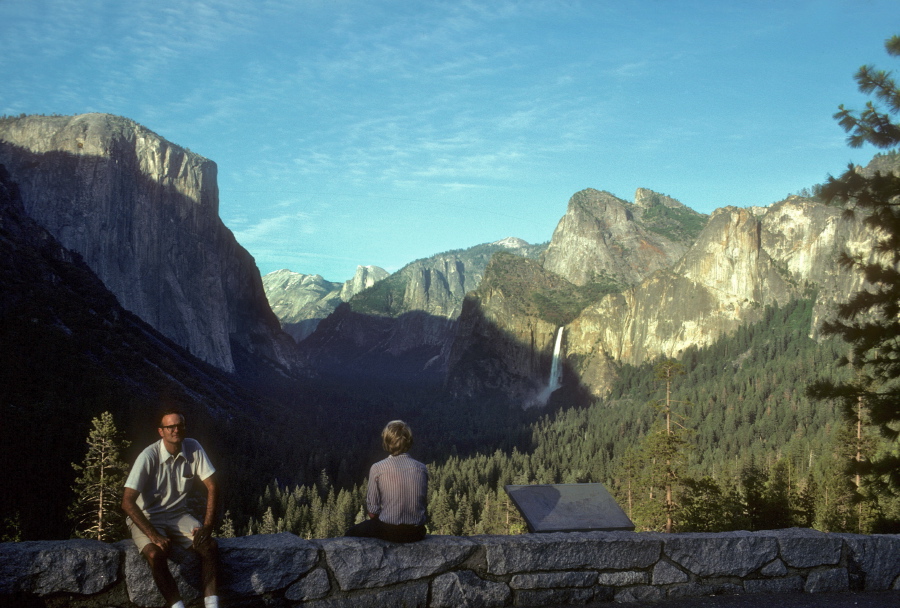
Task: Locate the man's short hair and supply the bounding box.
[157,407,185,427]
[382,420,413,456]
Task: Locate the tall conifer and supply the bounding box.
[808,35,900,494]
[68,411,131,541]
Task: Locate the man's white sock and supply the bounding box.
[204,595,220,608]
[171,602,185,608]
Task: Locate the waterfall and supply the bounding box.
[527,327,564,408]
[548,326,564,392]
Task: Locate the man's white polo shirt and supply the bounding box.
[124,438,215,516]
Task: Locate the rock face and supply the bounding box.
[292,178,873,401]
[341,264,390,301]
[564,197,871,394]
[447,189,706,400]
[446,253,575,405]
[541,188,705,287]
[0,114,295,373]
[2,112,886,404]
[348,238,545,319]
[263,265,388,343]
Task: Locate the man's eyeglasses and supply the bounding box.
[160,423,185,432]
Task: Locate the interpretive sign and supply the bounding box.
[504,483,635,533]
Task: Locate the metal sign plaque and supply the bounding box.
[504,483,635,533]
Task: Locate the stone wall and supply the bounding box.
[1,529,899,607]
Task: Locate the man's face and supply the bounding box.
[158,413,186,448]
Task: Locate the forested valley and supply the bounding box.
[233,297,900,540]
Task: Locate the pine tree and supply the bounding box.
[618,445,641,522]
[794,473,819,528]
[68,411,131,541]
[762,460,794,530]
[1,512,23,542]
[457,496,476,535]
[218,510,237,538]
[808,35,900,495]
[831,419,881,533]
[428,489,455,535]
[678,476,736,532]
[314,487,339,538]
[259,507,278,534]
[815,460,858,532]
[739,460,767,531]
[638,359,691,532]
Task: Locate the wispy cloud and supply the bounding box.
[607,60,651,79]
[229,209,322,276]
[4,0,895,280]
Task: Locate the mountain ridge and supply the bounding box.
[262,264,389,343]
[445,187,879,400]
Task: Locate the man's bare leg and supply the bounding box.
[142,544,181,606]
[196,536,220,599]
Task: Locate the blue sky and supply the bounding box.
[1,1,897,281]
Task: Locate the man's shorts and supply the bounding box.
[128,511,202,553]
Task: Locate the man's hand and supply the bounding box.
[192,524,213,549]
[122,487,171,554]
[150,530,172,553]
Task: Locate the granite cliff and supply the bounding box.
[294,182,868,402]
[541,188,706,287]
[566,196,871,391]
[0,114,295,374]
[293,187,709,395]
[446,188,707,400]
[347,237,544,319]
[445,253,580,404]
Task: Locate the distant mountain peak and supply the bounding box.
[492,236,530,248]
[542,187,702,287]
[633,188,687,209]
[262,264,388,343]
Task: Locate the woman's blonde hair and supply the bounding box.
[382,420,413,456]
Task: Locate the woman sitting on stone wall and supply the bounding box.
[344,420,428,543]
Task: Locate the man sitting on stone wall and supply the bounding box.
[122,408,221,608]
